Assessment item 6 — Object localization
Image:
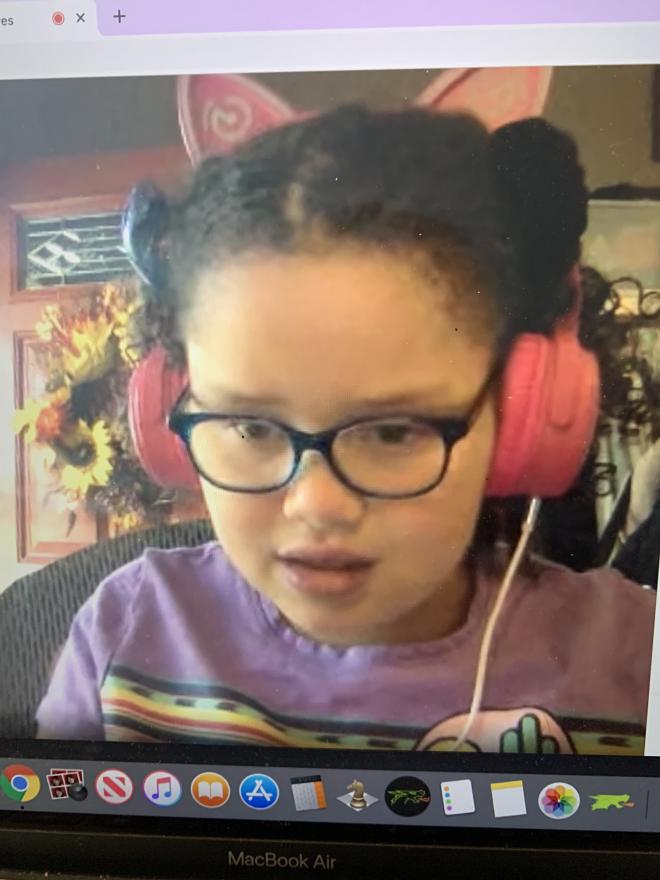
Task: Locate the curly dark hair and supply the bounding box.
[124,106,587,365]
[581,265,660,437]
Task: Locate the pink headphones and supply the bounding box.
[127,69,600,499]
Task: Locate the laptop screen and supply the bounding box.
[1,2,659,873]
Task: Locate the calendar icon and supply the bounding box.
[290,775,328,812]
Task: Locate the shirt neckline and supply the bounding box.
[244,558,500,662]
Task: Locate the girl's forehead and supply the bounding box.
[186,250,494,414]
[190,249,493,347]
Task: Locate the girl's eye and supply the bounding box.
[226,419,277,441]
[374,423,417,444]
[347,420,434,447]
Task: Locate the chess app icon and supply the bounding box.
[337,779,378,812]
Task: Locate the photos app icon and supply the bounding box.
[538,782,580,820]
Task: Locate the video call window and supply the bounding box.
[0,65,658,757]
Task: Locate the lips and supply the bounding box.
[275,547,376,596]
[276,547,375,570]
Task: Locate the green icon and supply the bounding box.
[389,789,428,807]
[385,776,431,817]
[589,794,635,811]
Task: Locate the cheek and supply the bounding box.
[200,483,279,561]
[446,398,497,499]
[385,401,496,553]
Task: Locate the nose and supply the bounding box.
[281,450,365,529]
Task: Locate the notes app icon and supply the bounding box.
[191,772,231,808]
[491,780,527,818]
[143,771,182,807]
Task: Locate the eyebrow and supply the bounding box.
[188,386,459,413]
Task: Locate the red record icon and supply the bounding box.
[52,11,65,25]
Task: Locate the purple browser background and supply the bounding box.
[96,0,660,36]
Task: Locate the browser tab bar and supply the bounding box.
[95,0,660,36]
[0,1,95,43]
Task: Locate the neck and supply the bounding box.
[300,561,477,648]
[383,561,476,644]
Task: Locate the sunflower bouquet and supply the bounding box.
[12,282,173,535]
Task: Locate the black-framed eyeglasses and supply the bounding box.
[168,374,494,499]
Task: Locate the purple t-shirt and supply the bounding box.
[36,541,655,755]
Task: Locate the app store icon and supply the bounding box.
[239,774,279,810]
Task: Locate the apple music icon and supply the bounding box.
[143,771,182,807]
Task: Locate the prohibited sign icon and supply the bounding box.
[95,768,134,805]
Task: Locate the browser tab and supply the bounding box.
[0,1,95,43]
[94,0,660,36]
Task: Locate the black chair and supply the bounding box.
[0,518,215,740]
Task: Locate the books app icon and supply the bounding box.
[191,772,231,808]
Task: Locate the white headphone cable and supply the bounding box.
[450,496,542,752]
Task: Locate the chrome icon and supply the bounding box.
[1,764,41,802]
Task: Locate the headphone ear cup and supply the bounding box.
[486,331,600,498]
[128,346,200,490]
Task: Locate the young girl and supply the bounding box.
[36,107,656,755]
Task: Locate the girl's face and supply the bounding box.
[185,248,497,646]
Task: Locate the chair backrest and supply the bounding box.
[0,518,215,740]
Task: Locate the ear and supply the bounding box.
[414,67,554,130]
[177,74,299,163]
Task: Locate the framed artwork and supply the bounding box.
[13,331,107,563]
[0,146,197,574]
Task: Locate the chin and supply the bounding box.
[289,604,393,647]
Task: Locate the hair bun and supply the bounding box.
[122,181,171,289]
[490,118,588,332]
